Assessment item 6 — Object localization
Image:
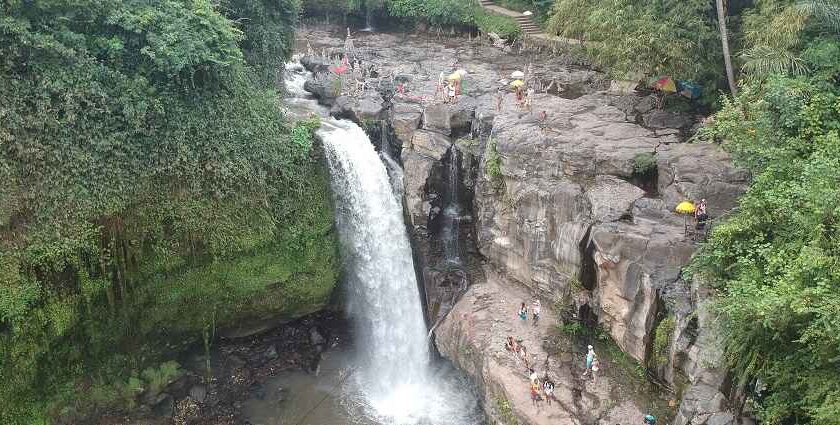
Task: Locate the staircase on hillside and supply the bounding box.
[513,14,541,36]
[478,0,542,37]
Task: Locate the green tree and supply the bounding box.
[717,0,738,94]
[546,0,722,94]
[739,0,840,81]
[692,72,840,424]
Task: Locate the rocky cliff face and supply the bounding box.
[298,28,751,425]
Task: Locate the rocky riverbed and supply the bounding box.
[94,311,348,425]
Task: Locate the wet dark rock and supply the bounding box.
[309,327,326,346]
[247,382,266,400]
[152,393,175,417]
[303,78,337,104]
[188,384,207,403]
[642,109,694,130]
[448,96,477,137]
[422,103,451,135]
[227,354,246,368]
[263,345,279,361]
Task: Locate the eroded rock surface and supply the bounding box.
[297,28,751,425]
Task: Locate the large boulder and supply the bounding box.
[586,175,645,222]
[401,150,436,228]
[658,143,750,217]
[475,177,591,298]
[588,219,695,362]
[674,382,736,425]
[422,103,451,135]
[303,78,337,104]
[330,93,385,123]
[409,129,451,161]
[392,101,423,148]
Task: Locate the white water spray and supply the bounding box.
[319,118,480,424]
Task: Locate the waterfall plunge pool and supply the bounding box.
[240,60,483,425]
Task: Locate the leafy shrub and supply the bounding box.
[495,396,521,425]
[474,10,522,41]
[692,75,840,423]
[633,152,657,176]
[485,138,503,180]
[650,315,676,368]
[547,0,721,91]
[559,321,584,336]
[141,361,182,398]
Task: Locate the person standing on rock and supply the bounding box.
[530,381,542,408]
[532,299,541,325]
[518,302,528,321]
[543,379,554,406]
[590,354,601,382]
[584,345,596,377]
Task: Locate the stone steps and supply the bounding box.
[478,0,545,37]
[513,14,541,35]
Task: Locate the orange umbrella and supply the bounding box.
[654,76,677,93]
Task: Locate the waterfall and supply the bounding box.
[319,118,479,424]
[442,146,462,264]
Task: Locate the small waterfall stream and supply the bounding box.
[261,60,481,424]
[442,147,462,265]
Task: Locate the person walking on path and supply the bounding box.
[518,302,528,321]
[532,299,541,325]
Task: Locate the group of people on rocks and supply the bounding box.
[517,300,541,325]
[505,299,661,423]
[506,299,609,411]
[506,335,556,409]
[528,366,555,408]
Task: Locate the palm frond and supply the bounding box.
[796,0,840,33]
[741,45,810,79]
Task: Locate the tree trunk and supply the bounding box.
[717,0,738,96]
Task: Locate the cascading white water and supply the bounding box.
[319,118,480,424]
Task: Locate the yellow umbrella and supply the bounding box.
[675,201,696,235]
[510,80,525,88]
[675,201,696,214]
[447,72,462,81]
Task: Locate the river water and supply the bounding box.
[240,60,481,425]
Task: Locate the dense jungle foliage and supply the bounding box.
[303,0,522,40]
[548,0,722,97]
[0,0,339,422]
[678,1,839,423]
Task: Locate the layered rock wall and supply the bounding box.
[297,29,751,424]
